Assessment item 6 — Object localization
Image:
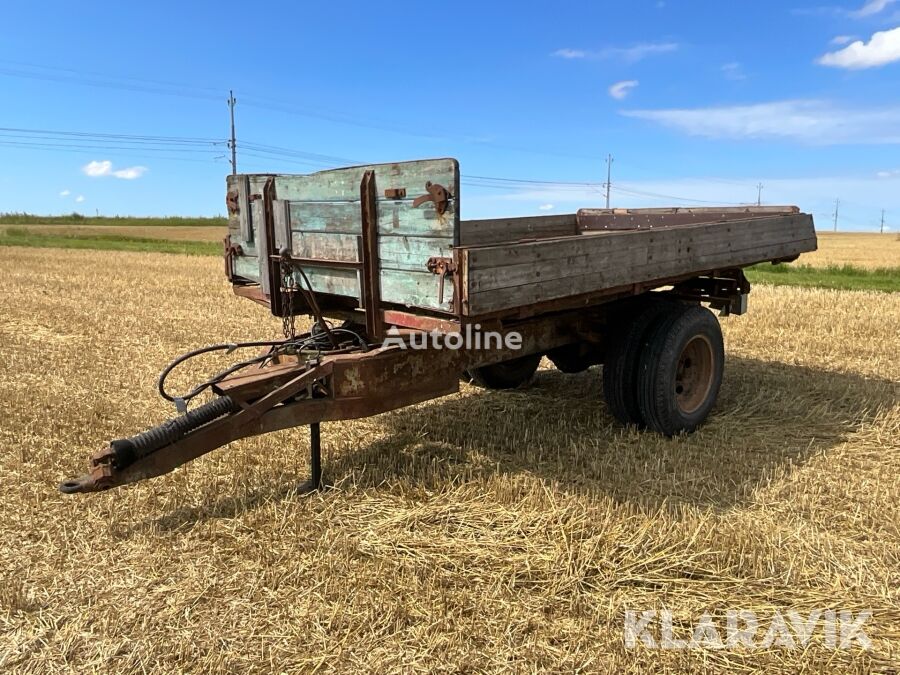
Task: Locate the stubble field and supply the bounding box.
[1,245,898,672]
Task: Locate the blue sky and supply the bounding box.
[3,0,900,231]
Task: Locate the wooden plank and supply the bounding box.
[295,267,360,299]
[459,214,578,246]
[467,214,811,269]
[578,206,800,231]
[273,158,458,202]
[254,200,270,295]
[466,235,816,315]
[232,255,259,281]
[289,201,361,234]
[379,234,452,273]
[380,270,452,312]
[291,231,360,262]
[467,217,813,292]
[237,175,253,243]
[273,199,292,254]
[289,200,457,238]
[463,215,816,315]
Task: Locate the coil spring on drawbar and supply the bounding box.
[108,396,238,468]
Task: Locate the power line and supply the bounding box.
[612,184,749,206]
[0,59,602,162]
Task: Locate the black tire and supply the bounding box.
[636,305,724,436]
[602,299,682,427]
[547,342,601,374]
[468,353,542,390]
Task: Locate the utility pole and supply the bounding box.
[227,90,237,175]
[833,198,839,232]
[880,209,885,234]
[756,182,763,206]
[604,154,613,209]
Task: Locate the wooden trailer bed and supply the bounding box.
[60,158,819,495]
[224,158,816,326]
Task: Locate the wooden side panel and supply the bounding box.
[225,174,272,283]
[463,214,817,315]
[459,214,578,246]
[274,159,457,203]
[275,158,459,313]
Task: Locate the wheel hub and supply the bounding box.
[675,335,714,414]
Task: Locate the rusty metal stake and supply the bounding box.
[296,422,323,494]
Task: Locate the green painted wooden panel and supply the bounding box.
[380,269,451,312]
[230,159,458,314]
[274,158,457,203]
[291,231,360,262]
[287,267,452,312]
[288,200,457,238]
[293,267,360,298]
[289,202,360,234]
[379,234,452,273]
[233,255,260,281]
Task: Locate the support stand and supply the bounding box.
[296,422,324,494]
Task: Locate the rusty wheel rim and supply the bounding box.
[675,335,714,415]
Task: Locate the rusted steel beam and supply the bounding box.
[360,170,384,341]
[59,306,600,493]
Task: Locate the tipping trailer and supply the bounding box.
[60,158,817,495]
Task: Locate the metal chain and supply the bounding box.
[280,260,297,340]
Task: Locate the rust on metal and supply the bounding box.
[225,190,240,215]
[383,187,406,199]
[426,256,456,305]
[412,181,452,216]
[360,170,384,341]
[223,235,244,282]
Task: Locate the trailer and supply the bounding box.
[60,158,817,495]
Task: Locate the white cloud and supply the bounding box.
[82,160,148,180]
[538,203,554,211]
[59,189,70,197]
[721,62,747,80]
[552,48,586,59]
[83,160,112,177]
[793,1,895,17]
[849,0,895,17]
[609,80,639,100]
[818,26,900,68]
[112,166,147,180]
[830,35,857,45]
[552,42,678,63]
[622,99,900,144]
[75,195,85,203]
[876,169,900,177]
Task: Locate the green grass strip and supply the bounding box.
[0,213,226,227]
[2,229,897,292]
[0,228,219,256]
[746,263,900,293]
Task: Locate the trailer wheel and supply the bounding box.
[547,343,601,374]
[468,353,542,390]
[636,305,724,436]
[602,299,681,427]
